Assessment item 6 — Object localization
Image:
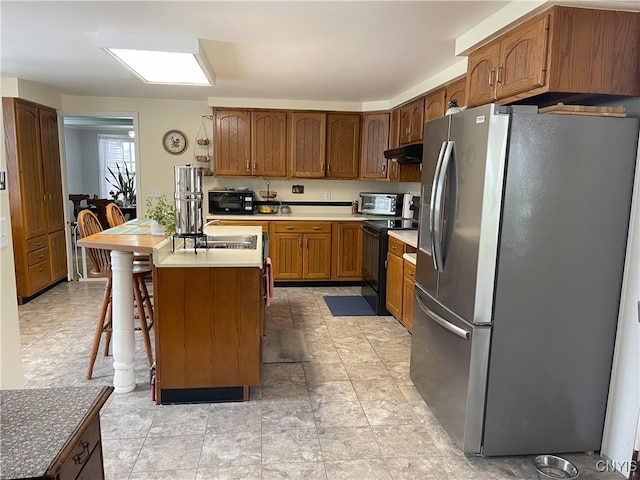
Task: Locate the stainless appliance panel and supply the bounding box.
[417,115,449,261]
[482,113,639,456]
[410,284,490,454]
[434,105,509,325]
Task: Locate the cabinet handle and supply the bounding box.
[38,254,44,259]
[285,226,294,230]
[488,70,495,88]
[73,440,91,465]
[313,226,321,231]
[327,164,330,172]
[496,66,503,84]
[391,245,397,250]
[38,267,44,272]
[409,270,415,276]
[253,162,257,171]
[320,163,324,172]
[382,163,386,173]
[246,161,250,171]
[36,242,42,247]
[299,238,302,248]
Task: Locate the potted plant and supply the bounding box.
[145,194,176,237]
[106,164,136,206]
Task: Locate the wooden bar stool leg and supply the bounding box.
[87,278,112,380]
[133,276,154,367]
[103,301,113,357]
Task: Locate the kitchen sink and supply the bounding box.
[202,234,258,249]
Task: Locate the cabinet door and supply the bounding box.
[326,113,360,179]
[271,233,303,279]
[14,101,47,239]
[424,88,446,122]
[39,107,65,233]
[402,260,416,332]
[214,110,251,176]
[466,41,500,107]
[389,108,400,149]
[290,112,326,178]
[385,251,403,320]
[332,222,362,279]
[400,98,425,145]
[360,113,390,179]
[496,14,549,100]
[303,233,332,279]
[251,111,287,177]
[445,77,467,109]
[49,229,67,282]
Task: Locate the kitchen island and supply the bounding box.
[152,226,265,404]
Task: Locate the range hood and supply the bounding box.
[383,143,423,164]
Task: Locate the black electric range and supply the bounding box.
[361,217,418,316]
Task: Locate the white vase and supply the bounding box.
[151,220,166,237]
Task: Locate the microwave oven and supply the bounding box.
[208,189,256,214]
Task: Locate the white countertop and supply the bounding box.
[153,226,264,268]
[388,229,418,248]
[206,213,366,222]
[403,252,417,265]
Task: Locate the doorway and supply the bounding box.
[58,112,140,280]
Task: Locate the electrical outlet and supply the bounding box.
[324,191,331,200]
[148,187,161,198]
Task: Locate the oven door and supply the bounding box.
[361,223,380,291]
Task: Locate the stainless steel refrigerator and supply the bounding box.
[410,103,639,456]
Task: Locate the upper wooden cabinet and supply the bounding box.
[445,77,467,109]
[4,98,67,303]
[360,113,389,180]
[214,109,287,177]
[424,88,446,122]
[251,111,287,177]
[326,113,360,179]
[214,109,251,176]
[466,6,640,107]
[290,112,326,178]
[399,98,425,145]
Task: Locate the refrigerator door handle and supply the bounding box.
[430,141,448,271]
[432,140,454,273]
[416,292,470,340]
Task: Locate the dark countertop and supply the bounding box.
[0,386,112,480]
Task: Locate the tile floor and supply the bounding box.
[17,280,624,480]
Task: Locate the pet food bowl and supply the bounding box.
[533,455,579,479]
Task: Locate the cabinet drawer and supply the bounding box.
[404,259,416,280]
[27,260,51,293]
[272,222,331,234]
[26,235,48,252]
[27,247,49,266]
[388,236,405,256]
[59,416,102,480]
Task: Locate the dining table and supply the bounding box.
[76,219,166,393]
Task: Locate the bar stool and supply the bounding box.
[77,209,154,379]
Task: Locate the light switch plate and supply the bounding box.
[0,170,6,190]
[0,218,8,248]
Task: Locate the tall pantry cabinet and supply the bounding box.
[3,98,67,304]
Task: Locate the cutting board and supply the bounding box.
[539,103,626,117]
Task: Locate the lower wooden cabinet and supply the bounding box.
[270,222,332,280]
[386,235,417,330]
[332,222,362,280]
[385,247,404,319]
[402,258,416,332]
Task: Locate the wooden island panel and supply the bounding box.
[154,266,263,403]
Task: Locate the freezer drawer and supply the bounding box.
[410,284,490,455]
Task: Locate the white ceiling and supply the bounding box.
[2,1,638,106]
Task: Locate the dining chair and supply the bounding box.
[76,209,155,380]
[106,202,127,228]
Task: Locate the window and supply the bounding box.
[98,134,136,200]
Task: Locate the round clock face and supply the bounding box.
[163,130,187,154]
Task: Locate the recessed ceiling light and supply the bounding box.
[97,33,215,86]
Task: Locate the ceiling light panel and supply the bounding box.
[97,33,215,86]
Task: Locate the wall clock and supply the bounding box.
[162,130,187,154]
